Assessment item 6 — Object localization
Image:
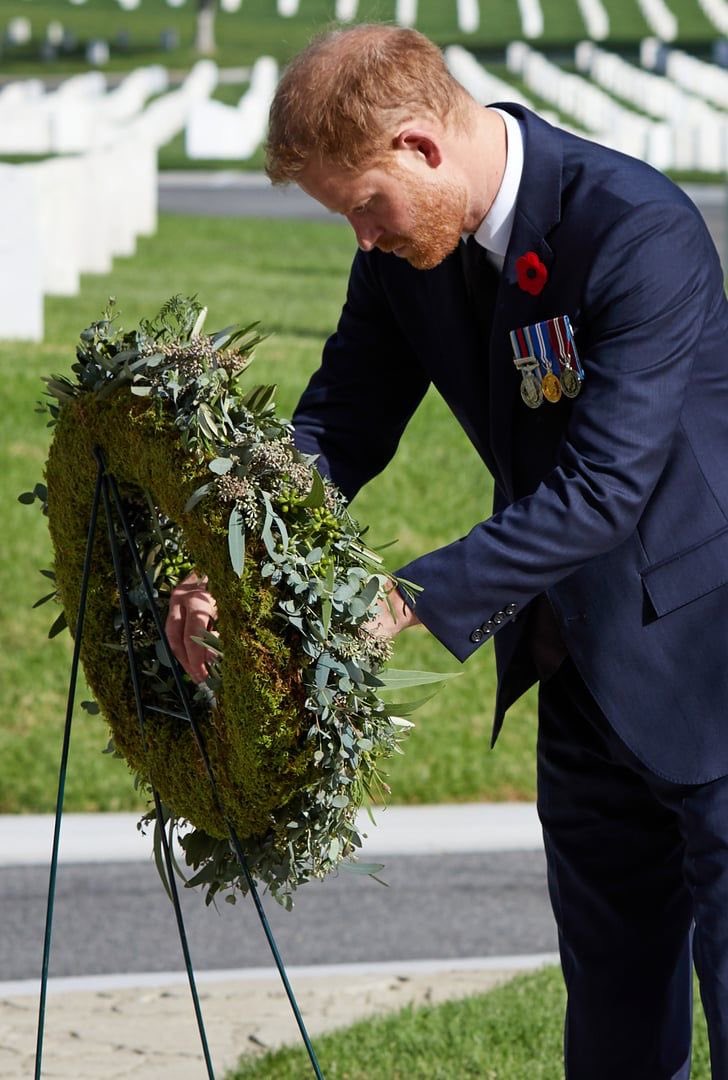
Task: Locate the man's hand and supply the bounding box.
[165,572,219,683]
[366,586,420,640]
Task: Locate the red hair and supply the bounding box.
[265,24,467,182]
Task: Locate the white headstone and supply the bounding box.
[0,166,43,341]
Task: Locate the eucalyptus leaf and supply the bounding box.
[48,610,68,639]
[184,482,213,513]
[209,457,233,476]
[227,506,246,577]
[300,469,325,509]
[32,590,57,609]
[377,668,461,690]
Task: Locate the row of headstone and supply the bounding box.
[447,44,580,134]
[0,139,156,341]
[637,0,678,41]
[186,56,277,159]
[576,41,683,118]
[0,62,219,341]
[0,65,180,154]
[641,37,728,110]
[508,41,728,172]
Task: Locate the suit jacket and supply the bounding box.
[292,104,728,784]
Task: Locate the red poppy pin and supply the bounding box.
[515,251,548,296]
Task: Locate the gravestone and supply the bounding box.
[0,166,43,341]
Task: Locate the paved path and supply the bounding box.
[0,806,557,1078]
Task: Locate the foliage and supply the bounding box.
[29,295,453,907]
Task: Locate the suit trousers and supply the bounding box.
[537,657,728,1079]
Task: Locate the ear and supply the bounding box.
[392,128,443,169]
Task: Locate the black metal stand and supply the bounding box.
[34,451,324,1079]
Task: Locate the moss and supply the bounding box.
[46,388,311,840]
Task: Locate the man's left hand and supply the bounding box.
[366,588,421,640]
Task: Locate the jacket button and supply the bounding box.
[505,603,518,616]
[492,610,505,625]
[470,628,484,643]
[481,620,495,635]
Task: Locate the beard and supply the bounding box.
[376,169,469,271]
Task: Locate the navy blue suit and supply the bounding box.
[293,105,728,1076]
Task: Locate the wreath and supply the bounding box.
[25,297,449,909]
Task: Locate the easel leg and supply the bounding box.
[34,461,104,1080]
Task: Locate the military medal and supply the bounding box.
[547,315,584,399]
[515,357,543,408]
[532,321,562,403]
[542,372,562,402]
[510,315,585,410]
[561,367,581,397]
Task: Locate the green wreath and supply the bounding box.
[26,297,448,908]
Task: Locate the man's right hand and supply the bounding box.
[165,572,219,683]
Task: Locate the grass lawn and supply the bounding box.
[225,965,713,1078]
[1,211,539,814]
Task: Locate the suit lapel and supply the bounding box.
[488,107,564,498]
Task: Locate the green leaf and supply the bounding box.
[228,506,246,577]
[190,631,224,657]
[321,596,332,637]
[377,668,461,689]
[153,818,174,903]
[17,491,35,504]
[340,860,386,875]
[209,457,233,476]
[191,306,208,338]
[300,469,325,509]
[130,385,152,396]
[196,402,220,439]
[184,482,212,513]
[48,610,68,639]
[380,692,438,716]
[33,482,48,501]
[32,590,57,609]
[210,324,238,351]
[80,700,101,715]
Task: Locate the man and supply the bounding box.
[168,24,728,1079]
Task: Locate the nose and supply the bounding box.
[346,215,380,252]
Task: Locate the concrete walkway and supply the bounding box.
[0,955,558,1079]
[0,805,555,1078]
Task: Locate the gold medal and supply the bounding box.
[520,372,543,409]
[561,367,581,398]
[542,372,562,403]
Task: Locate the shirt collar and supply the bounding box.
[471,108,524,259]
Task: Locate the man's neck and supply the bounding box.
[456,105,508,234]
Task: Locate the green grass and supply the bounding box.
[0,211,538,814]
[225,965,713,1079]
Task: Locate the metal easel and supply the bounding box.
[34,447,324,1079]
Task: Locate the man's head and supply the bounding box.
[265,24,468,182]
[265,25,503,270]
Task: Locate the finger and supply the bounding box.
[182,607,216,683]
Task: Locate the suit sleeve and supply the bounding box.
[396,199,726,660]
[292,249,430,503]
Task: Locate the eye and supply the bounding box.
[351,199,371,216]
